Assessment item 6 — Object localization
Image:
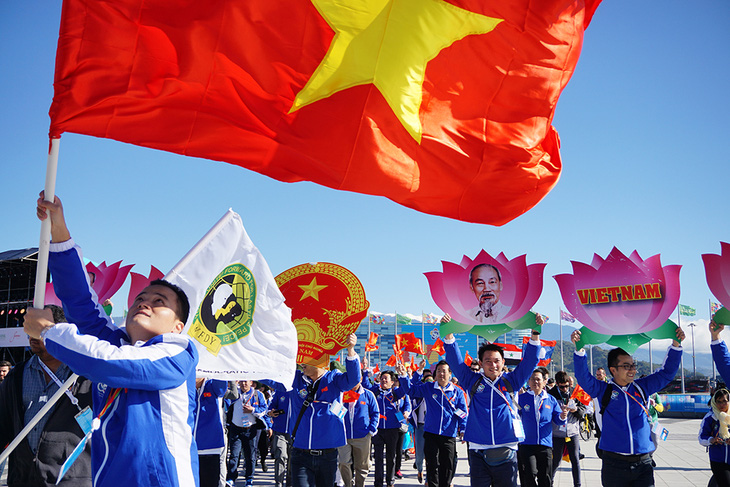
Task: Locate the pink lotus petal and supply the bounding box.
[127,266,165,310]
[554,249,681,336]
[703,243,730,309]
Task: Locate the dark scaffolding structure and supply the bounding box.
[0,248,41,365]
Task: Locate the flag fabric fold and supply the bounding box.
[522,337,556,366]
[166,209,298,386]
[50,0,602,225]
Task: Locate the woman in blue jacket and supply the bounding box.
[699,388,730,487]
[517,367,567,487]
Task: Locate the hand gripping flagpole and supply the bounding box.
[0,138,79,465]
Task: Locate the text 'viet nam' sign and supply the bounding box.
[577,283,662,305]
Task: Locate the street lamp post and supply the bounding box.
[689,323,696,379]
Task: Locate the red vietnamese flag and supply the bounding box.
[372,364,380,374]
[365,332,379,352]
[395,332,422,354]
[429,338,445,356]
[343,390,360,403]
[49,0,601,226]
[386,355,397,367]
[570,384,592,406]
[464,350,473,367]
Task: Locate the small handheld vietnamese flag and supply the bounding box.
[343,390,361,403]
[429,338,445,356]
[570,384,592,406]
[464,350,473,367]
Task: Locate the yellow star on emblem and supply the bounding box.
[291,0,502,143]
[298,277,328,301]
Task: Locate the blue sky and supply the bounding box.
[1,1,728,357]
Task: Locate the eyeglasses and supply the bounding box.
[616,364,638,371]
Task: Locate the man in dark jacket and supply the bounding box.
[0,305,93,486]
[548,371,585,487]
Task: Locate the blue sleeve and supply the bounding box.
[574,351,607,399]
[699,414,715,446]
[254,391,268,415]
[401,394,412,414]
[713,341,730,386]
[635,347,682,396]
[444,341,479,394]
[368,390,380,434]
[44,324,197,390]
[505,339,539,391]
[456,388,468,431]
[208,379,228,398]
[332,356,362,393]
[400,376,427,399]
[48,241,127,343]
[551,395,566,425]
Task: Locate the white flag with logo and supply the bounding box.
[167,209,297,387]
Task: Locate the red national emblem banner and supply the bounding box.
[50,0,601,225]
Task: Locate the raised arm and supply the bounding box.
[40,322,197,390]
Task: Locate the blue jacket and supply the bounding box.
[194,379,227,454]
[46,240,199,487]
[343,386,379,439]
[574,345,681,455]
[366,383,409,430]
[401,376,467,437]
[518,390,565,447]
[268,391,292,434]
[269,356,361,449]
[445,338,539,447]
[713,340,730,386]
[699,412,730,464]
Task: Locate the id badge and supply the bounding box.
[454,408,467,420]
[329,400,347,420]
[394,411,405,423]
[241,418,253,428]
[512,417,525,441]
[75,407,93,435]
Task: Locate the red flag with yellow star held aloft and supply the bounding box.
[50,0,601,225]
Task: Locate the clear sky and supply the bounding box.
[1,1,728,357]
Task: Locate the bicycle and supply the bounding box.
[579,414,593,441]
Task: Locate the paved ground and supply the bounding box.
[0,418,714,486]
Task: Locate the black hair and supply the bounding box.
[149,279,190,323]
[0,360,11,368]
[380,370,397,382]
[435,360,451,374]
[555,370,570,384]
[607,347,630,374]
[478,342,504,362]
[533,367,549,380]
[44,304,66,324]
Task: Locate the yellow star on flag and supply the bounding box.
[298,277,328,301]
[291,0,502,143]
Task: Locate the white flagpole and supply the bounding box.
[559,308,564,371]
[3,138,80,464]
[678,307,685,393]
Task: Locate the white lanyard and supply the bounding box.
[38,359,80,411]
[482,377,517,415]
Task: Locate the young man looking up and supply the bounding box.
[24,193,199,487]
[571,327,684,487]
[441,313,545,487]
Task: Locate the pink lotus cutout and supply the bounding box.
[127,266,165,310]
[554,248,681,336]
[46,260,133,307]
[702,242,730,309]
[425,250,545,327]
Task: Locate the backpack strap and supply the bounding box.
[599,383,614,416]
[290,378,321,443]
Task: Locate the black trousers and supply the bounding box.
[423,431,456,487]
[552,436,581,487]
[711,460,730,487]
[373,428,400,487]
[600,454,653,487]
[517,444,553,487]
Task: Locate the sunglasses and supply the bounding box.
[558,384,570,389]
